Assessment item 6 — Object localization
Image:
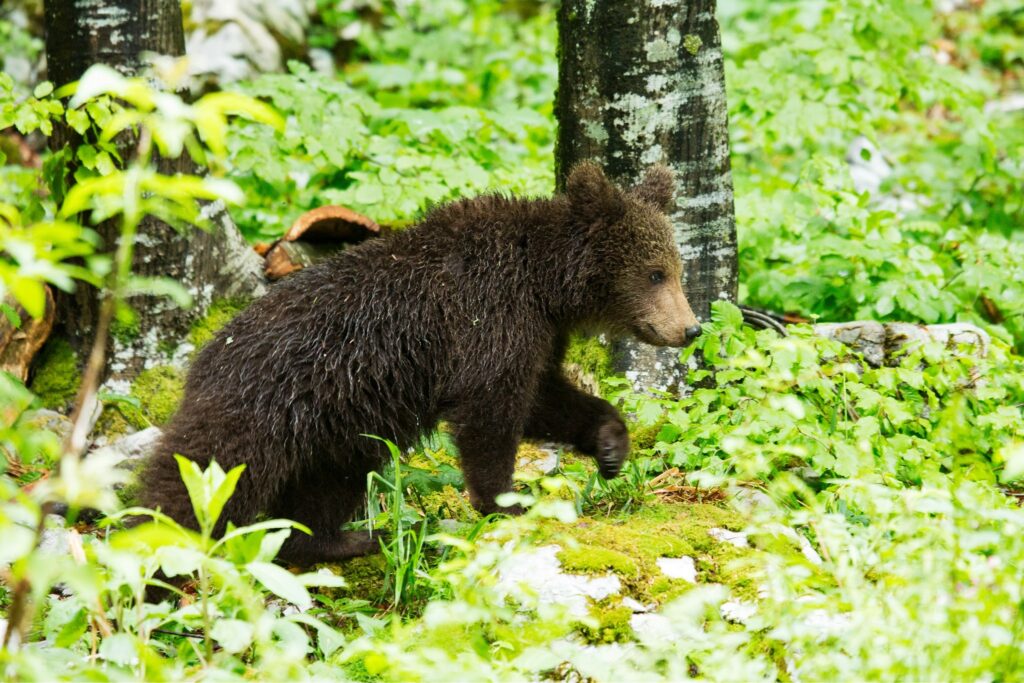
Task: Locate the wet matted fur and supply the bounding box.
[140,163,700,564]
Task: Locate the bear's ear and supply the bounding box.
[566,161,625,221]
[632,165,676,213]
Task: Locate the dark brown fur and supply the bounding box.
[140,163,699,564]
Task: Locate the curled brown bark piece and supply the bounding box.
[263,206,382,280]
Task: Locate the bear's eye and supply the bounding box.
[649,270,666,285]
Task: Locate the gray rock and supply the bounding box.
[629,612,674,643]
[814,321,886,367]
[813,321,989,367]
[621,596,653,613]
[86,426,162,473]
[885,322,990,359]
[720,599,757,623]
[38,514,71,555]
[24,409,73,442]
[516,443,560,474]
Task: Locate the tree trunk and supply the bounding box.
[556,0,736,393]
[44,0,265,380]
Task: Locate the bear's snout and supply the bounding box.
[637,278,701,347]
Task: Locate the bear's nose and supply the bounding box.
[685,325,702,341]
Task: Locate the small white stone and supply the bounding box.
[656,556,697,583]
[629,613,674,644]
[721,599,757,623]
[709,528,750,548]
[39,514,71,555]
[497,545,621,617]
[516,444,559,474]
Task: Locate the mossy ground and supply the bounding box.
[29,338,80,411]
[326,433,767,650]
[543,501,755,604]
[580,599,634,644]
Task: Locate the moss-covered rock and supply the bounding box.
[564,333,613,379]
[563,333,613,395]
[94,365,186,436]
[29,338,81,411]
[189,298,249,351]
[131,366,184,425]
[629,420,668,452]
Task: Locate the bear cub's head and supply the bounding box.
[566,162,701,347]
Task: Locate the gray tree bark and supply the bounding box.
[556,0,736,393]
[44,0,265,380]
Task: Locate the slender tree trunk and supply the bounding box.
[556,0,736,392]
[44,0,265,380]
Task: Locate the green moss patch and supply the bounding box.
[29,338,81,411]
[420,484,479,523]
[95,365,185,435]
[327,554,389,605]
[110,304,140,345]
[541,501,756,606]
[558,543,639,578]
[564,333,612,383]
[189,298,249,351]
[580,600,634,644]
[629,420,668,452]
[131,366,184,425]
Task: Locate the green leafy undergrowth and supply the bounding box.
[225,0,556,241]
[611,302,1024,489]
[723,0,1024,347]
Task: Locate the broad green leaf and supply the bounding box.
[247,561,312,610]
[210,619,255,654]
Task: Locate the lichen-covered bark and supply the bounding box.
[44,0,265,379]
[556,0,736,392]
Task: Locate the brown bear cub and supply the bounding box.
[140,162,701,564]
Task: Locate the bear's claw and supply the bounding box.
[595,417,629,479]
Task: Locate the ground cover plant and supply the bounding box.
[1,0,1023,680]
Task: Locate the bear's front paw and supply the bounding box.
[595,417,629,479]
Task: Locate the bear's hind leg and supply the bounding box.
[451,407,524,516]
[272,465,379,565]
